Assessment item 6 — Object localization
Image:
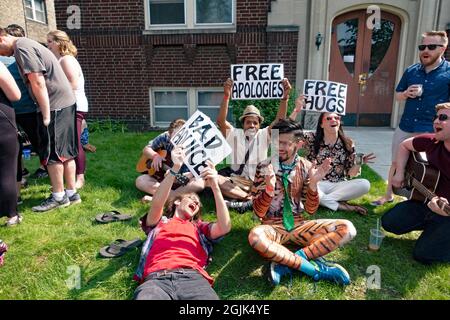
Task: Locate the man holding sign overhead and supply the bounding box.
[216,65,291,213]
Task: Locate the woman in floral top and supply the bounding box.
[291,98,375,215]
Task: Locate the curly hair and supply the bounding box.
[47,30,77,57]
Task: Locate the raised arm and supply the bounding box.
[146,145,185,227]
[269,78,291,131]
[217,78,234,138]
[27,72,50,126]
[0,63,21,102]
[289,95,305,121]
[201,161,231,239]
[252,163,276,218]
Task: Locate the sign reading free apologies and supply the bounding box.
[231,63,284,100]
[171,111,232,179]
[302,80,348,115]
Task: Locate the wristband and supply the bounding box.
[169,169,189,186]
[281,97,289,101]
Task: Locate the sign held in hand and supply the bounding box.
[302,80,348,115]
[171,111,232,179]
[231,63,284,100]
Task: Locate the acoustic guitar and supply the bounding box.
[136,150,171,181]
[393,152,450,215]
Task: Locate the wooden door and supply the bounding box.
[330,10,401,126]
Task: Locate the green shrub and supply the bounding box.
[230,88,298,128]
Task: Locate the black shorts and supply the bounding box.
[38,104,78,165]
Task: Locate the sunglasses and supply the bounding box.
[418,44,444,51]
[326,116,341,121]
[433,114,449,122]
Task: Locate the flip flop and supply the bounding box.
[95,211,132,224]
[370,198,394,206]
[99,238,143,258]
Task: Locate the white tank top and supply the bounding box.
[60,56,89,112]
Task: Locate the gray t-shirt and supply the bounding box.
[14,37,76,111]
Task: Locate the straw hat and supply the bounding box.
[239,105,264,123]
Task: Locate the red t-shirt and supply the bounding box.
[142,217,214,284]
[412,134,450,199]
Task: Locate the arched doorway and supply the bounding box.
[330,10,402,126]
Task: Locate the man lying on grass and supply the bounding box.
[133,146,231,300]
[248,119,357,286]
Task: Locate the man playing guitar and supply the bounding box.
[382,103,450,264]
[135,119,204,203]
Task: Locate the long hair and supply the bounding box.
[47,30,77,57]
[164,192,203,222]
[313,113,353,156]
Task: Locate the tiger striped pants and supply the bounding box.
[248,219,357,269]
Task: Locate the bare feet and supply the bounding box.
[338,201,369,216]
[75,174,85,190]
[141,195,153,203]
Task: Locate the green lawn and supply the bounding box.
[1,130,449,300]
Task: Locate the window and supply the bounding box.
[149,0,185,25]
[198,91,233,122]
[195,0,233,25]
[146,0,234,30]
[153,91,189,125]
[151,88,233,126]
[24,0,47,24]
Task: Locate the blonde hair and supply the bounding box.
[422,31,449,47]
[47,30,77,57]
[436,102,450,112]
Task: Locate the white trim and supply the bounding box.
[145,0,235,31]
[24,0,47,24]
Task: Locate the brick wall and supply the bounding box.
[54,0,298,128]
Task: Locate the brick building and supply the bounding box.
[0,0,56,43]
[53,0,298,129]
[5,0,445,129]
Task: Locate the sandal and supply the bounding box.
[338,202,369,216]
[370,197,394,206]
[95,211,132,224]
[99,238,143,258]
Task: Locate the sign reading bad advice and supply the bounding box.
[171,111,232,179]
[302,80,348,115]
[231,64,284,100]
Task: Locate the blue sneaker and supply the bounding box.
[269,262,293,286]
[311,260,351,285]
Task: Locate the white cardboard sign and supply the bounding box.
[171,111,232,179]
[302,79,348,115]
[231,63,284,100]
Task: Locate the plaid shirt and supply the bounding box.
[251,156,319,225]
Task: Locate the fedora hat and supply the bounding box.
[239,105,264,123]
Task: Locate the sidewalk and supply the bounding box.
[345,127,394,181]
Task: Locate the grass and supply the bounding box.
[0,130,449,300]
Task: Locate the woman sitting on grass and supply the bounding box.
[133,146,231,300]
[290,97,375,216]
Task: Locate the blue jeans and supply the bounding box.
[133,268,219,300]
[382,200,450,264]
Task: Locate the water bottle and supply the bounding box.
[23,148,31,160]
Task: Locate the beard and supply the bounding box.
[420,53,441,67]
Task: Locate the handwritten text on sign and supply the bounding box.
[171,111,232,179]
[303,80,348,115]
[231,64,284,100]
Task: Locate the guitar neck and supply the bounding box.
[411,178,450,216]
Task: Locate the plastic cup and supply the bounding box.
[368,229,385,251]
[415,84,423,97]
[23,149,31,160]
